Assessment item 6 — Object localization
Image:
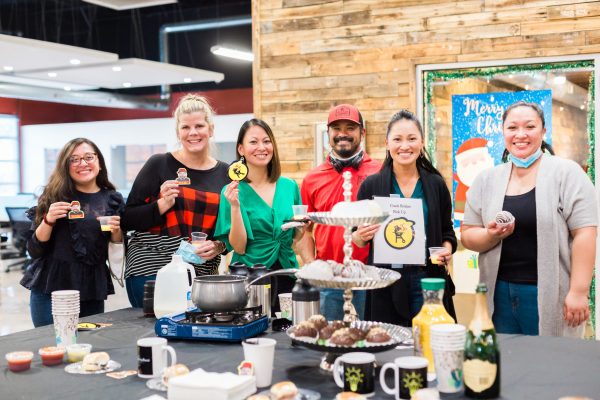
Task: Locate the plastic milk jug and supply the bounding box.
[154,255,196,318]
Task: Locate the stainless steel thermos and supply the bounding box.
[247,264,271,317]
[292,279,320,324]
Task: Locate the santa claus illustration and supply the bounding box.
[453,137,494,225]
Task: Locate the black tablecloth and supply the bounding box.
[1,308,600,399]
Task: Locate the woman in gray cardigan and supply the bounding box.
[462,101,597,337]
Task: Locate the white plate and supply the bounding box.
[257,388,320,400]
[146,378,168,392]
[64,360,121,374]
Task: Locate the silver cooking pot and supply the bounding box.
[191,268,298,312]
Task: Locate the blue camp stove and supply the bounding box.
[155,306,269,342]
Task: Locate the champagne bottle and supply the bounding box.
[464,283,500,398]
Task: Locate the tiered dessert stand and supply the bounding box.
[289,171,412,371]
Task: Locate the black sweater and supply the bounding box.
[357,163,457,323]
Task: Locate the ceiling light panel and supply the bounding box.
[19,58,224,89]
[0,74,97,91]
[82,0,177,10]
[0,34,118,72]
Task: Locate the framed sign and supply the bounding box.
[372,196,426,265]
[314,122,329,167]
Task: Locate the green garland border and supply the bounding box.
[422,60,597,331]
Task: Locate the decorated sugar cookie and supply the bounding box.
[175,167,191,185]
[237,360,254,376]
[228,157,248,181]
[68,201,84,219]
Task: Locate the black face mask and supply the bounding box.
[329,150,364,173]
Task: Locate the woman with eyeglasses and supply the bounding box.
[21,138,124,327]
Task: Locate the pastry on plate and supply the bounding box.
[162,363,189,386]
[336,392,366,400]
[270,381,298,400]
[81,351,109,371]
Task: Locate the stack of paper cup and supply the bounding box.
[430,324,466,394]
[51,290,80,348]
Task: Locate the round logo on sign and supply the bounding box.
[384,217,415,249]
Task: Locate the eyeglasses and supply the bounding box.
[69,152,97,166]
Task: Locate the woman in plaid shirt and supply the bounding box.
[122,94,229,308]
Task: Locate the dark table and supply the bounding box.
[1,308,599,399]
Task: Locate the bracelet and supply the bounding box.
[43,214,55,227]
[215,240,226,254]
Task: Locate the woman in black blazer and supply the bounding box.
[353,110,457,326]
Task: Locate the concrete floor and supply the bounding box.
[0,258,130,336]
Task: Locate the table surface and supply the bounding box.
[1,308,599,400]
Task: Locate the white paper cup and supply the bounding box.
[51,290,80,297]
[53,313,79,348]
[292,205,308,217]
[278,293,292,319]
[430,324,466,351]
[432,348,464,393]
[242,338,276,388]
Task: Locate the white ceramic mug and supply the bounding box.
[137,337,177,378]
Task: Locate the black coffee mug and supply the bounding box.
[333,352,376,396]
[380,356,428,400]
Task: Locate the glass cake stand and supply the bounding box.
[286,320,412,371]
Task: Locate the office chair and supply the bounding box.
[2,207,32,272]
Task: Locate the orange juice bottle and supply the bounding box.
[412,278,455,373]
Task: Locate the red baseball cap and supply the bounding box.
[327,104,363,126]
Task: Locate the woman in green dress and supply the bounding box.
[214,118,303,313]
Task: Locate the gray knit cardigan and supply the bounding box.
[464,153,598,337]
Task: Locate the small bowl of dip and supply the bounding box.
[6,351,34,372]
[39,346,65,366]
[66,343,92,363]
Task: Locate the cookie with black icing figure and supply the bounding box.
[228,159,248,181]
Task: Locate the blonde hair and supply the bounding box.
[173,94,216,136]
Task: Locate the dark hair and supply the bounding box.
[236,118,281,183]
[382,109,442,177]
[500,101,554,162]
[35,138,115,225]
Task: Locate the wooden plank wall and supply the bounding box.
[252,0,600,180]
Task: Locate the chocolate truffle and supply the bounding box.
[366,327,391,343]
[308,314,328,331]
[330,320,346,330]
[348,327,368,341]
[330,328,357,346]
[293,321,317,338]
[319,325,336,340]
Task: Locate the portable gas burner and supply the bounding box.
[155,306,269,342]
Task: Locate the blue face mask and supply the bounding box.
[509,148,543,168]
